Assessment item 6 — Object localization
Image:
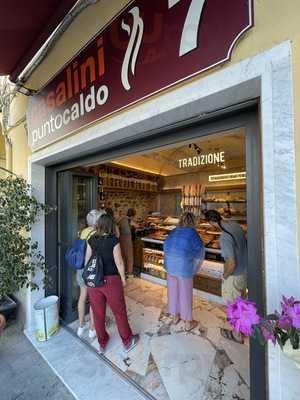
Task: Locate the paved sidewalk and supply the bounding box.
[0,322,75,400]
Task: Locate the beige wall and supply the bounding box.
[0,127,5,178]
[8,94,30,177]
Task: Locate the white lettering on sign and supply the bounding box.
[31,84,109,145]
[178,151,225,168]
[168,0,206,56]
[121,7,144,91]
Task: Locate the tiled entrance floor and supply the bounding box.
[69,277,250,400]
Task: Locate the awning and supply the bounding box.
[0,0,78,82]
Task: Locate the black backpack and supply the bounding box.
[82,238,106,288]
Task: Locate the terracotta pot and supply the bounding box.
[0,313,6,331]
[283,341,300,369]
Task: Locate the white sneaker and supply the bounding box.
[77,324,88,337]
[89,329,97,339]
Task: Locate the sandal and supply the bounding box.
[173,315,181,325]
[185,320,198,332]
[221,328,244,344]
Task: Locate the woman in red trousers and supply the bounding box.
[84,213,139,353]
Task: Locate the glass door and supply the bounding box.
[58,171,97,323]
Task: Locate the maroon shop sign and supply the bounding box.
[27,0,253,150]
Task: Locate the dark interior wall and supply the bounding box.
[104,190,158,219]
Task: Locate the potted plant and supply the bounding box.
[0,172,48,322]
[226,296,300,368]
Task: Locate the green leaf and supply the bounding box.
[254,326,265,346]
[0,175,52,298]
[266,314,278,321]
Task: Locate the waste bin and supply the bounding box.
[34,296,59,341]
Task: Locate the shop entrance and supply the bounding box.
[57,171,97,322]
[45,107,265,400]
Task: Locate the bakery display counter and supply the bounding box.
[141,222,224,255]
[142,248,166,280]
[140,214,246,296]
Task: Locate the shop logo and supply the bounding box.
[168,0,206,56]
[121,7,144,91]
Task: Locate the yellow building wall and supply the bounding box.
[7,93,30,177]
[8,0,300,245]
[0,127,6,178]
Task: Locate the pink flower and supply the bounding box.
[261,326,276,345]
[281,295,295,313]
[287,303,300,329]
[226,297,261,336]
[278,314,291,330]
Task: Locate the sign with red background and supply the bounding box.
[27,0,253,150]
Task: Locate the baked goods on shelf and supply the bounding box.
[146,230,168,241]
[199,233,215,246]
[209,240,220,249]
[206,229,222,235]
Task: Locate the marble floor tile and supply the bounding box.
[206,327,222,347]
[127,333,151,376]
[193,308,225,329]
[203,348,251,400]
[222,365,250,399]
[125,297,139,315]
[210,306,227,320]
[105,346,129,372]
[68,277,250,400]
[127,354,170,400]
[151,333,216,400]
[96,303,161,375]
[128,304,161,335]
[218,337,250,386]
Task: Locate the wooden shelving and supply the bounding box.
[97,164,160,193]
[202,184,247,221]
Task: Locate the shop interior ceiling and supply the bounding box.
[110,129,245,176]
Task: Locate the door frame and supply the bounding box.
[57,170,97,322]
[45,103,266,399]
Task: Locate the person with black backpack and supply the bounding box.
[83,213,140,354]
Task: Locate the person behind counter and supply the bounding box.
[204,210,247,302]
[105,207,120,238]
[84,213,140,353]
[163,212,205,331]
[118,208,139,276]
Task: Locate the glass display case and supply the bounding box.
[141,233,223,297]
